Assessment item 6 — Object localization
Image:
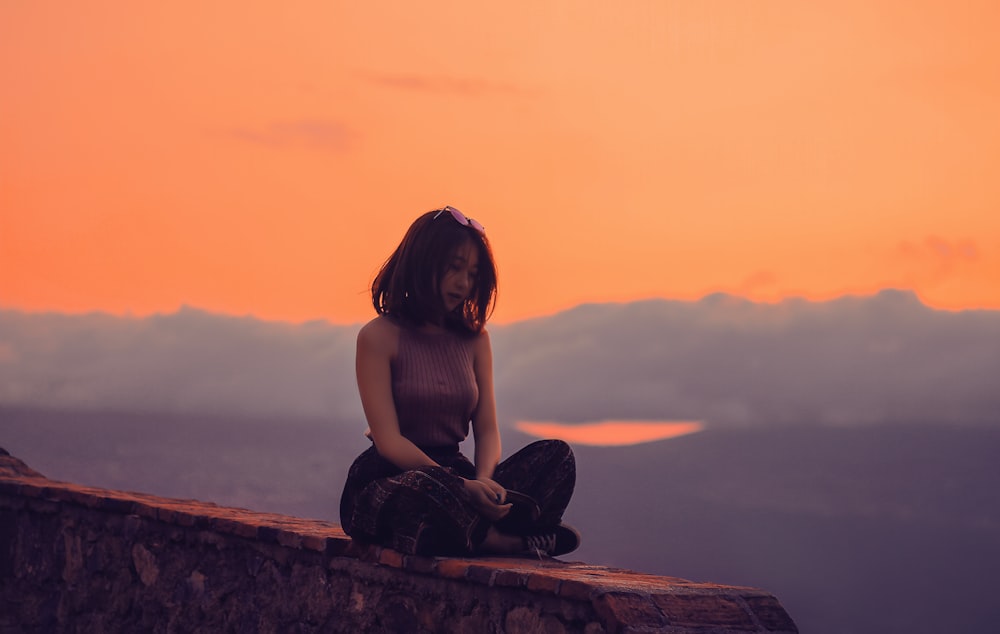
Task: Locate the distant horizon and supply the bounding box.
[3,286,994,327]
[3,289,998,428]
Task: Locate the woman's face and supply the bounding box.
[439,240,479,313]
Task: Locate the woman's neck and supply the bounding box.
[418,320,447,334]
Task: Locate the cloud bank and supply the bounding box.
[0,308,359,421]
[2,290,998,427]
[491,290,1000,426]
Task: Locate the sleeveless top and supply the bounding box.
[391,326,479,448]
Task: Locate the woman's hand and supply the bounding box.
[476,476,507,503]
[463,478,512,522]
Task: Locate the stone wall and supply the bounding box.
[0,449,797,633]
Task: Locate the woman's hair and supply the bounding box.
[372,208,497,334]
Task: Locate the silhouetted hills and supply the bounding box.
[491,290,1000,426]
[3,291,1000,427]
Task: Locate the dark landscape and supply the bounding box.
[4,407,999,634]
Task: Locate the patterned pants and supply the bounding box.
[339,439,576,556]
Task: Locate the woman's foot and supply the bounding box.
[522,523,581,558]
[478,523,582,558]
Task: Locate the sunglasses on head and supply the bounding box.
[433,205,485,234]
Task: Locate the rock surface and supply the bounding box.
[0,448,797,633]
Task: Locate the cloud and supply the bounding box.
[358,71,522,97]
[895,235,980,282]
[0,308,360,422]
[899,235,979,263]
[734,270,778,295]
[225,119,354,151]
[490,290,1000,427]
[2,291,999,427]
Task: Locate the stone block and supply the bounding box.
[276,529,302,549]
[377,547,404,569]
[130,543,159,587]
[435,558,470,580]
[173,510,200,527]
[593,592,666,630]
[493,569,529,588]
[744,595,798,632]
[132,501,160,520]
[100,495,138,514]
[402,554,437,575]
[257,525,280,544]
[526,571,562,595]
[558,577,595,601]
[651,593,756,630]
[301,534,328,553]
[465,563,498,585]
[504,606,543,632]
[211,517,259,540]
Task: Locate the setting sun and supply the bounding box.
[516,420,705,447]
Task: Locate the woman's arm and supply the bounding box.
[471,330,503,480]
[467,330,511,518]
[355,318,438,470]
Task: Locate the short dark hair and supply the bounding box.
[372,209,497,334]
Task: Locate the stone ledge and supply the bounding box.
[0,449,797,633]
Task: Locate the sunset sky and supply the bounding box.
[3,1,999,325]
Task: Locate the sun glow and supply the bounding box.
[515,420,705,447]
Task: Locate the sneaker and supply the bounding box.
[522,523,581,558]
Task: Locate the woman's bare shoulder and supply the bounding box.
[359,314,399,334]
[472,328,493,353]
[357,316,401,354]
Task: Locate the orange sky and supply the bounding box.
[2,1,999,324]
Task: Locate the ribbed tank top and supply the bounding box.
[391,326,479,448]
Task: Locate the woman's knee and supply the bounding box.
[521,438,574,466]
[542,438,573,459]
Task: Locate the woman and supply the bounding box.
[339,206,580,557]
